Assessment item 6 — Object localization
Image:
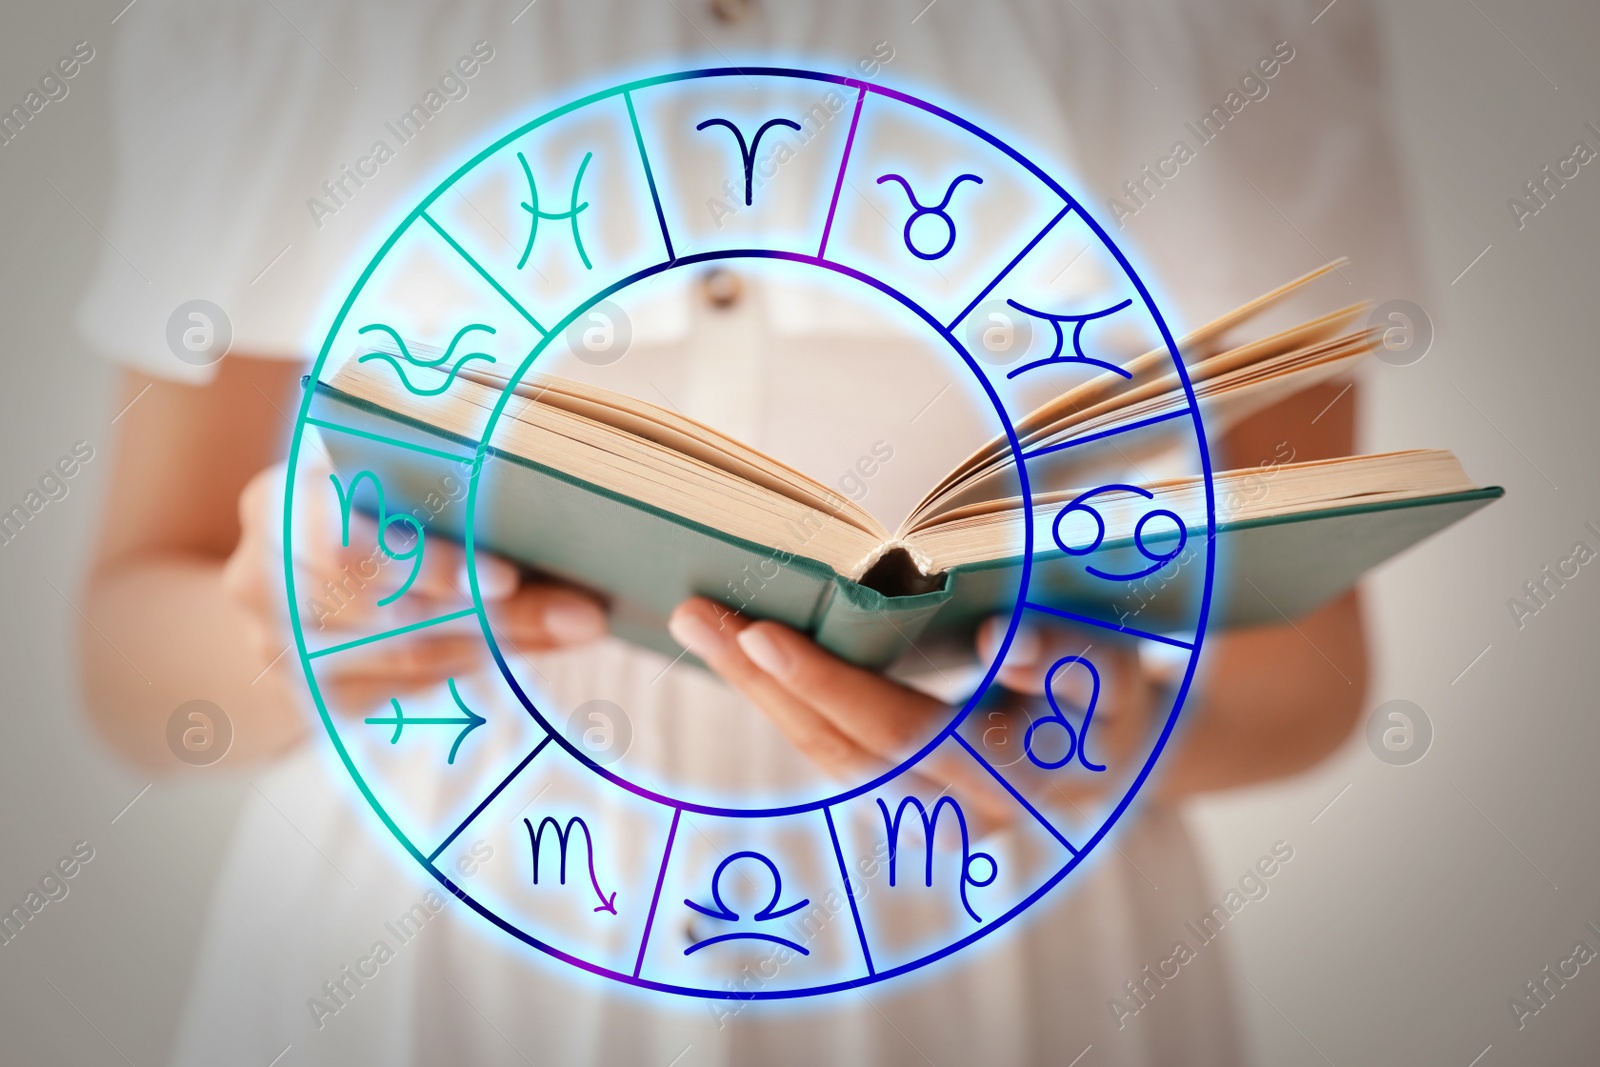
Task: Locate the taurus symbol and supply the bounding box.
[876,172,983,260]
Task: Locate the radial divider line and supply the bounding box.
[824,805,875,976]
[427,736,554,863]
[307,606,478,661]
[624,90,675,263]
[953,733,1079,855]
[817,86,867,260]
[633,807,681,979]
[304,416,477,466]
[419,210,547,333]
[1021,407,1193,461]
[947,202,1073,332]
[1023,600,1194,651]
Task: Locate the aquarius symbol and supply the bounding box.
[517,150,593,270]
[1024,656,1106,773]
[1051,483,1188,582]
[877,795,998,923]
[364,678,486,765]
[695,116,801,206]
[683,851,810,956]
[329,469,425,606]
[875,172,983,260]
[355,323,497,396]
[1001,297,1135,380]
[523,815,618,914]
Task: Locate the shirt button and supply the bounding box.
[708,0,754,25]
[700,266,744,309]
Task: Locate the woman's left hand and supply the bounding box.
[971,616,1158,809]
[668,597,1158,828]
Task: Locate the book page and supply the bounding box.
[330,358,894,577]
[903,450,1477,573]
[901,315,1374,533]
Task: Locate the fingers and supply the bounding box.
[673,599,1014,825]
[734,619,1010,820]
[975,615,1161,809]
[301,510,521,619]
[978,615,1108,698]
[324,631,486,682]
[307,584,608,720]
[345,517,522,604]
[232,456,544,627]
[488,583,609,652]
[226,459,610,713]
[303,583,607,714]
[733,619,946,761]
[668,599,889,783]
[266,457,520,620]
[322,644,486,717]
[221,465,286,619]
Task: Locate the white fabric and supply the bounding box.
[78,2,1420,1065]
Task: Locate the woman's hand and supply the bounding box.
[971,617,1157,809]
[668,597,1158,829]
[222,462,608,717]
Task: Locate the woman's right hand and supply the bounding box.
[221,461,608,717]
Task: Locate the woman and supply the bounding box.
[77,1,1406,1063]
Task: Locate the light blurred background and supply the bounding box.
[0,1,1595,1064]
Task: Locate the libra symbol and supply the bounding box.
[683,851,811,957]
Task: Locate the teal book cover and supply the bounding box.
[307,380,1501,670]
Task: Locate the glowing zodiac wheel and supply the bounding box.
[285,67,1215,999]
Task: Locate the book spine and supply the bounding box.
[812,574,951,670]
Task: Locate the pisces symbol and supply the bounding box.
[518,150,593,270]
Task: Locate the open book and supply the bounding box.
[311,264,1501,668]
